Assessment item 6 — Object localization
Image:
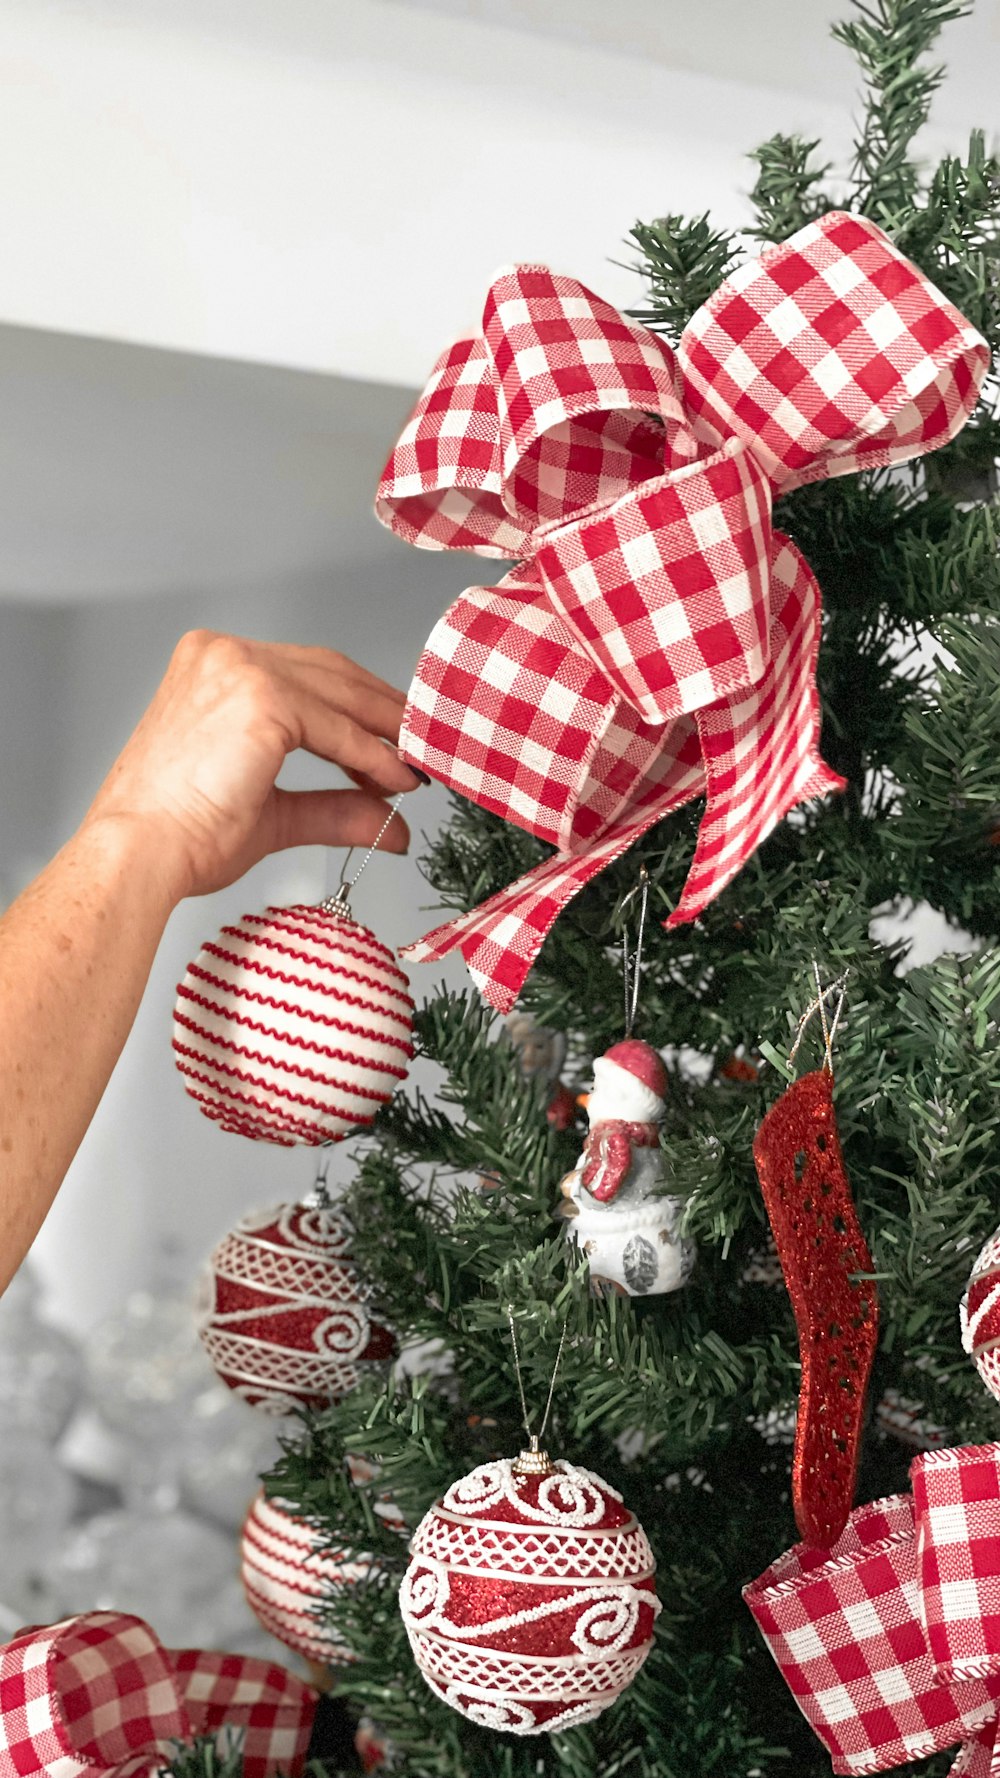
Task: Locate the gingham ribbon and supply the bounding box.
[0,1611,317,1778]
[744,1444,1000,1776]
[376,210,988,1011]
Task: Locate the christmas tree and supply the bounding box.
[176,3,1000,1773]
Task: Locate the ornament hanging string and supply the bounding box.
[506,1307,568,1451]
[619,866,650,1039]
[321,792,407,919]
[787,963,850,1073]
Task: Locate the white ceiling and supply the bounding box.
[389,0,1000,118]
[0,0,994,604]
[2,0,993,387]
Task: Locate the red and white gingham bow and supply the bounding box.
[376,210,988,1011]
[0,1611,317,1778]
[745,1444,1000,1776]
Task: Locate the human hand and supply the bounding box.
[83,630,421,903]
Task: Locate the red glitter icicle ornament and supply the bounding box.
[752,974,879,1549]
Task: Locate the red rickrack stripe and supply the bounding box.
[176,981,415,1058]
[180,1082,335,1144]
[173,1053,383,1125]
[194,945,412,1017]
[182,967,412,1038]
[247,911,413,989]
[173,1009,412,1083]
[212,933,415,1011]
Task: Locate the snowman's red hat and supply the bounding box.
[600,1040,667,1101]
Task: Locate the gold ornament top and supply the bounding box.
[511,1435,555,1478]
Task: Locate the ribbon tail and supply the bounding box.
[401,774,702,1013]
[950,1718,1000,1778]
[174,1647,316,1778]
[667,534,845,929]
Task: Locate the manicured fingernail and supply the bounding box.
[410,768,432,786]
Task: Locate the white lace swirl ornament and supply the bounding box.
[400,1457,660,1734]
[197,1202,395,1413]
[173,904,414,1145]
[241,1491,374,1667]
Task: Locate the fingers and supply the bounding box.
[292,687,421,794]
[271,788,410,856]
[257,643,409,744]
[264,641,408,706]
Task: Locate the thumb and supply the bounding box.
[270,788,410,856]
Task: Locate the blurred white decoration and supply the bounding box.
[0,1264,84,1445]
[41,1506,250,1648]
[84,1290,210,1505]
[0,1268,297,1655]
[178,1386,282,1532]
[869,897,980,972]
[0,1429,77,1616]
[752,1405,797,1447]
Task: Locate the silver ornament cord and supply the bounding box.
[319,792,406,919]
[506,1307,569,1447]
[619,866,650,1039]
[788,963,850,1073]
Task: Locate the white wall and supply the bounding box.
[0,330,476,1329]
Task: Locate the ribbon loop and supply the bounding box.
[745,1445,1000,1776]
[377,211,988,1011]
[481,263,693,525]
[677,211,988,492]
[0,1611,316,1778]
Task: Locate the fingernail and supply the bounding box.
[410,768,432,787]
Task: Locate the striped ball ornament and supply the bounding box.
[961,1224,1000,1401]
[173,904,414,1146]
[198,1200,396,1414]
[400,1454,660,1735]
[242,1491,373,1666]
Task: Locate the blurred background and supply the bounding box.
[0,0,994,1658]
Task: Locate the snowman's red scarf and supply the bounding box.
[582,1120,661,1203]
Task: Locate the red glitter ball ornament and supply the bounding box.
[753,1068,879,1549]
[173,904,414,1146]
[961,1223,1000,1401]
[198,1200,395,1414]
[399,1452,660,1735]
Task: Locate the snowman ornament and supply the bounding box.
[559,1040,694,1297]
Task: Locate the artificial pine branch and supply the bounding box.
[163,1737,332,1778]
[747,134,833,241]
[833,0,970,222]
[623,215,740,342]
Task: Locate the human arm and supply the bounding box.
[0,629,420,1294]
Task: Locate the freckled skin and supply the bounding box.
[0,630,419,1297]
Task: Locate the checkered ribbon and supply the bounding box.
[376,210,988,1011]
[0,1610,317,1778]
[744,1444,1000,1775]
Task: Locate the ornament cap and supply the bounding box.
[316,885,357,923]
[511,1435,555,1478]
